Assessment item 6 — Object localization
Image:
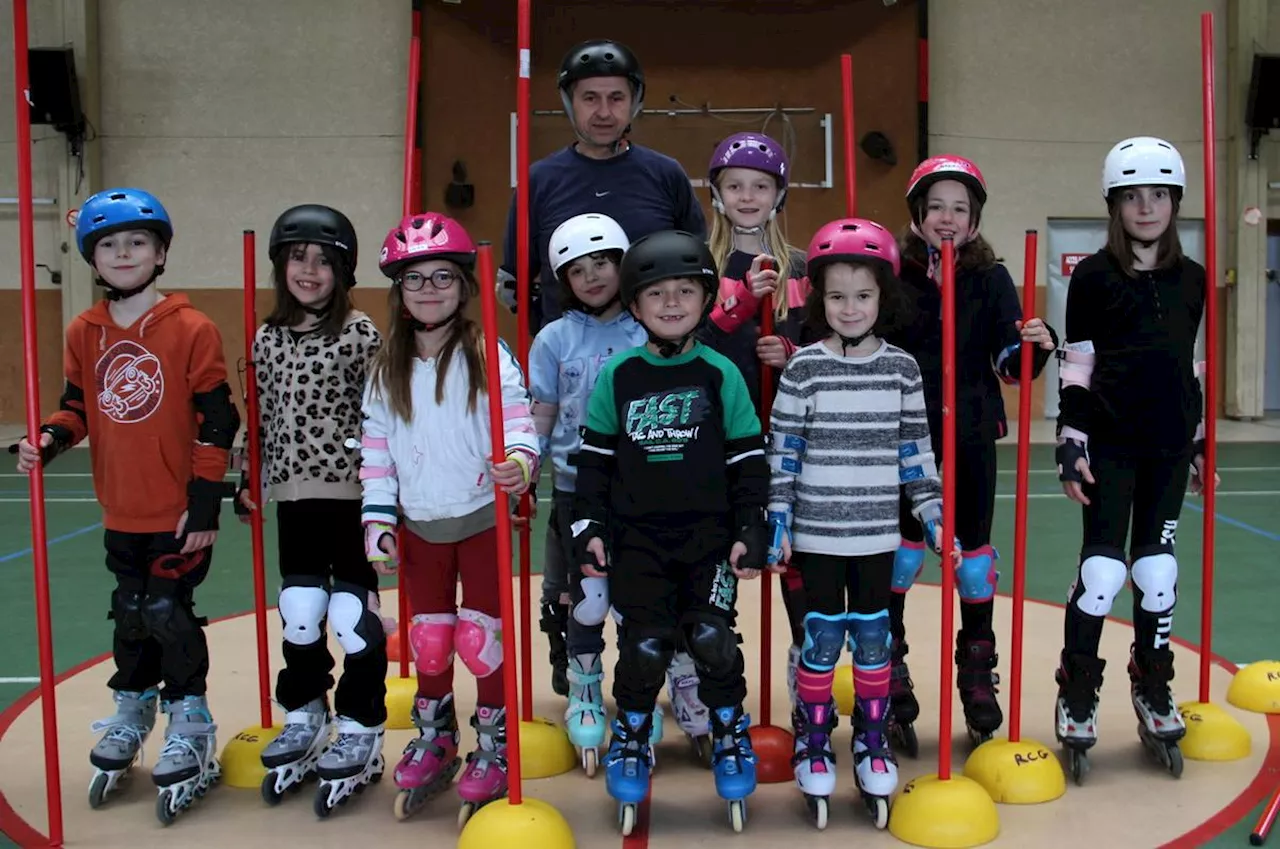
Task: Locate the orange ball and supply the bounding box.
[748,723,795,784]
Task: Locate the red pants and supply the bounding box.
[401,525,504,707]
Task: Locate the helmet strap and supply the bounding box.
[836,329,876,355]
[403,306,459,334]
[644,326,692,358]
[96,264,163,301]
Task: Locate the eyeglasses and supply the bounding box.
[400,270,460,291]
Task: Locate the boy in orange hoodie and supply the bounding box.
[14,187,238,823]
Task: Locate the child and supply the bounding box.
[571,229,768,834]
[14,188,237,823]
[769,218,949,830]
[360,212,539,826]
[885,155,1057,752]
[239,204,388,809]
[528,212,657,776]
[1053,136,1209,783]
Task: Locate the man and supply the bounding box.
[499,38,706,332]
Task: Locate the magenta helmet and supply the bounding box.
[378,212,477,280]
[708,132,789,215]
[806,217,901,278]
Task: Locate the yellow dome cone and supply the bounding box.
[1178,700,1251,761]
[964,736,1065,804]
[1227,661,1280,714]
[519,717,577,778]
[385,675,417,730]
[220,723,282,789]
[458,797,575,849]
[889,773,1000,848]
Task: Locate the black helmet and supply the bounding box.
[620,230,718,305]
[268,204,359,280]
[558,40,645,110]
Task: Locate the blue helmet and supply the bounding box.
[76,188,173,261]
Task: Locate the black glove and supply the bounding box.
[1055,438,1090,485]
[185,477,234,534]
[7,424,74,466]
[571,518,609,574]
[732,507,770,572]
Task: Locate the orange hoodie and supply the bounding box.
[45,294,232,533]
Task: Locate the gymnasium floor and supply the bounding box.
[0,434,1278,847]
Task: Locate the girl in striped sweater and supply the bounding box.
[768,218,952,831]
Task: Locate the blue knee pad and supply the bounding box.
[891,541,927,592]
[800,612,846,672]
[957,547,999,602]
[846,611,892,669]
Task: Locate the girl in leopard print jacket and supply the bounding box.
[238,204,389,776]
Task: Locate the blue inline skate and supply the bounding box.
[710,705,757,833]
[604,710,653,836]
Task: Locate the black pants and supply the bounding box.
[275,499,387,726]
[549,492,608,656]
[896,438,999,641]
[795,551,894,617]
[105,529,212,699]
[1064,447,1191,660]
[610,518,747,714]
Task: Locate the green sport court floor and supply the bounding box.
[0,442,1278,846]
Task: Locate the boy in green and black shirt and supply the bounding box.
[570,230,769,822]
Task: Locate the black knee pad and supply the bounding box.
[680,614,740,676]
[619,628,676,690]
[140,591,206,647]
[109,587,148,641]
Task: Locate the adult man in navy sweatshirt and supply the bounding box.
[498,39,706,333]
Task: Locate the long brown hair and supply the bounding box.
[1104,192,1184,277]
[369,264,487,422]
[264,243,355,337]
[899,229,998,273]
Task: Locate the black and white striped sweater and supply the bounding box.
[767,339,942,557]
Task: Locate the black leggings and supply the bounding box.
[795,552,894,617]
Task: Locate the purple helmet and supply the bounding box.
[707,132,789,215]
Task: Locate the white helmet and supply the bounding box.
[1102,136,1186,198]
[549,213,631,278]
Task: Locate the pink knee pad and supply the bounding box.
[409,613,457,676]
[455,608,503,678]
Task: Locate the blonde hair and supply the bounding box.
[707,191,796,321]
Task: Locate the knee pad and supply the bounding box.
[891,540,926,593]
[109,587,148,641]
[1070,553,1128,617]
[410,613,456,676]
[680,615,739,676]
[278,576,329,647]
[140,592,203,646]
[846,611,892,669]
[1130,553,1178,614]
[328,581,386,658]
[620,628,676,690]
[957,546,999,602]
[456,608,503,678]
[572,576,609,627]
[800,612,846,672]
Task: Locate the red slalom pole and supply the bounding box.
[243,231,272,729]
[1008,229,1037,743]
[409,2,424,212]
[1250,784,1280,845]
[758,269,775,728]
[938,237,957,780]
[515,0,535,721]
[1198,11,1217,704]
[840,53,856,217]
[477,242,524,804]
[13,0,65,841]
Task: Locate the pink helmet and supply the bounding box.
[806,218,901,278]
[378,212,476,279]
[905,155,988,210]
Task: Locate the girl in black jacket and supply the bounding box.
[885,156,1057,753]
[1053,137,1212,781]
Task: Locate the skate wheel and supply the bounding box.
[313,786,334,819]
[260,771,283,806]
[806,795,828,830]
[88,772,111,810]
[729,798,746,833]
[1167,745,1184,779]
[1068,749,1089,786]
[394,788,420,822]
[868,796,889,830]
[155,789,176,826]
[457,801,476,830]
[583,747,598,778]
[620,803,637,836]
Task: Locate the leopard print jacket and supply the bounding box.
[253,311,382,502]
